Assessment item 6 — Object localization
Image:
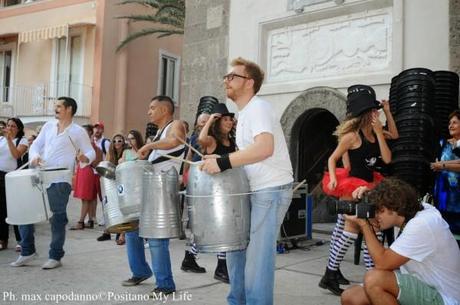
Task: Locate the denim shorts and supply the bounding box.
[395,271,444,305]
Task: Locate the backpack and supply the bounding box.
[101,138,109,156]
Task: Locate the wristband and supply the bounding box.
[216,155,232,172]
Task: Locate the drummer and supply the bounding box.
[121,95,185,296]
[201,58,294,305]
[10,97,95,269]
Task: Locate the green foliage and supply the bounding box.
[116,0,185,52]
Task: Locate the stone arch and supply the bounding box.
[280,86,347,177]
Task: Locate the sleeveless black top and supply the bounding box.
[210,139,236,155]
[348,131,381,182]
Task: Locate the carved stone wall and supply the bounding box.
[288,0,331,10]
[451,0,460,74]
[180,0,230,125]
[267,8,392,83]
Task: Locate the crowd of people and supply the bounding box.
[0,57,459,305]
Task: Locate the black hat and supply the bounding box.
[346,84,381,117]
[212,103,234,117]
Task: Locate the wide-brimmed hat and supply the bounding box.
[346,85,381,117]
[212,103,234,118]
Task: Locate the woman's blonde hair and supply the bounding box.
[335,111,373,140]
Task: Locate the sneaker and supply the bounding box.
[150,287,175,298]
[42,259,62,270]
[121,276,151,287]
[97,233,111,241]
[10,253,37,267]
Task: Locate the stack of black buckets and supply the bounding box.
[389,68,459,195]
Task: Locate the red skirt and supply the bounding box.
[73,165,98,201]
[322,168,383,198]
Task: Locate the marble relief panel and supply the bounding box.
[267,9,392,82]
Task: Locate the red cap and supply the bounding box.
[94,121,104,129]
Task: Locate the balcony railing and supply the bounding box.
[0,82,92,117]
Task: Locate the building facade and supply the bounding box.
[0,0,183,136]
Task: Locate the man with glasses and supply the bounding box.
[201,58,294,305]
[10,97,95,269]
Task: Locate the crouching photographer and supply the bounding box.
[341,178,460,305]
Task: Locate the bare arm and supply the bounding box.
[198,114,218,153]
[353,218,409,270]
[6,137,27,159]
[381,100,399,140]
[137,120,186,159]
[327,133,356,189]
[372,115,392,164]
[229,132,273,167]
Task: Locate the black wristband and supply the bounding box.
[216,155,232,172]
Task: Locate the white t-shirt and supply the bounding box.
[0,136,28,172]
[236,96,293,191]
[391,204,460,305]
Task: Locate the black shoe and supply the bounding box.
[214,259,230,284]
[337,268,350,285]
[318,268,344,296]
[150,287,175,298]
[181,250,206,273]
[97,233,111,241]
[121,276,151,286]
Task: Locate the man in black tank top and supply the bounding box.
[122,96,185,296]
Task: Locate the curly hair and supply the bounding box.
[368,178,422,220]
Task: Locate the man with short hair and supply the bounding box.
[93,121,110,159]
[201,57,293,305]
[342,178,460,305]
[11,97,95,269]
[122,95,184,296]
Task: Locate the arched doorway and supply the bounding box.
[294,108,339,188]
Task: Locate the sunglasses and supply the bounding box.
[113,139,124,144]
[223,73,249,82]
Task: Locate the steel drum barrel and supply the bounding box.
[101,177,138,233]
[139,167,181,239]
[116,160,153,217]
[186,164,250,253]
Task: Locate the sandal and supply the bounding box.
[70,221,85,230]
[116,234,126,246]
[85,220,94,229]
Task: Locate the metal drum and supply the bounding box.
[100,177,138,233]
[95,161,116,180]
[186,164,250,252]
[5,169,50,225]
[116,160,153,217]
[139,167,181,239]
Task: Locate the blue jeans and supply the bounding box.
[227,183,293,305]
[148,238,175,290]
[125,230,175,290]
[20,183,71,260]
[126,230,153,278]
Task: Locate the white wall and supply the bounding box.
[228,0,450,111]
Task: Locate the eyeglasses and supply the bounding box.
[113,140,124,144]
[223,73,249,82]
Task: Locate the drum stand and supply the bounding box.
[31,174,50,221]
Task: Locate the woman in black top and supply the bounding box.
[319,85,398,295]
[180,103,236,283]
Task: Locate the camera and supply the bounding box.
[326,195,375,219]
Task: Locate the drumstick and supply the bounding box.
[68,135,78,153]
[173,134,204,158]
[293,179,307,192]
[160,153,198,166]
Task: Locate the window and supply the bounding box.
[158,51,180,103]
[52,34,83,102]
[0,50,12,102]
